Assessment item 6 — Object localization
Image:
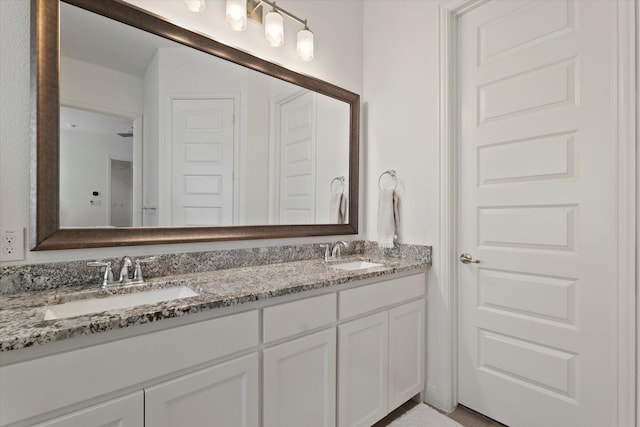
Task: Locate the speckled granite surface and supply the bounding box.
[0,243,431,352]
[0,241,431,296]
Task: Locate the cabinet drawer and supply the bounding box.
[0,310,259,427]
[339,274,425,319]
[32,392,143,427]
[264,293,336,343]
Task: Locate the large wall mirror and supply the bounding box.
[31,0,359,250]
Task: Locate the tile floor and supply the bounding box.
[373,400,506,427]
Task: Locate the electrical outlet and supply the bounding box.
[0,228,25,262]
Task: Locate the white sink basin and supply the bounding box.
[44,286,200,320]
[332,261,384,271]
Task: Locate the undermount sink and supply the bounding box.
[44,286,200,320]
[332,261,384,271]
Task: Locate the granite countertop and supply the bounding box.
[0,255,427,352]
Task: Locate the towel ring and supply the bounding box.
[378,169,397,190]
[331,176,345,192]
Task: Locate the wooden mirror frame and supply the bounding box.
[30,0,359,250]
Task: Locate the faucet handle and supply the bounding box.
[87,261,114,288]
[132,256,156,283]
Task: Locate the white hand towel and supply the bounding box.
[377,189,398,248]
[329,191,344,224]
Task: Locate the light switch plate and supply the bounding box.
[0,228,25,261]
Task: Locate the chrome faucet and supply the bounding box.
[88,256,156,288]
[119,256,133,284]
[320,241,349,262]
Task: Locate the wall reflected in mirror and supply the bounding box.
[59,2,350,229]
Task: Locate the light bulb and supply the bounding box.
[226,0,247,31]
[297,28,314,61]
[265,10,284,47]
[182,0,205,12]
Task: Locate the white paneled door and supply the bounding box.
[457,1,619,426]
[171,98,234,226]
[278,91,317,224]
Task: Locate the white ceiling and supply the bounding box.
[60,2,178,77]
[59,3,180,136]
[60,106,133,137]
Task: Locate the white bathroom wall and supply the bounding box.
[151,46,250,225]
[123,0,363,92]
[637,6,639,424]
[143,52,161,226]
[363,0,446,410]
[241,72,271,225]
[0,0,364,264]
[59,130,133,227]
[60,56,144,116]
[316,96,350,224]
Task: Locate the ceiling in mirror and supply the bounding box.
[30,0,359,250]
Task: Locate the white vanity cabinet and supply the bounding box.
[262,293,337,427]
[0,310,259,427]
[31,392,143,427]
[388,299,425,409]
[0,270,426,427]
[337,275,426,427]
[338,311,389,427]
[145,353,259,427]
[28,354,259,427]
[263,329,337,427]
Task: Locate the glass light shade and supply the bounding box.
[225,0,247,31]
[265,10,284,47]
[182,0,205,12]
[297,28,314,61]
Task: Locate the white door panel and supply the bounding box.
[171,98,234,226]
[457,1,618,426]
[278,91,317,224]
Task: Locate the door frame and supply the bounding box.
[436,1,637,424]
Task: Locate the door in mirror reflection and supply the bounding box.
[171,98,235,227]
[110,159,133,227]
[277,91,317,224]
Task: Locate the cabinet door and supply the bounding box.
[263,328,336,427]
[145,353,258,427]
[388,299,425,409]
[338,311,388,427]
[33,392,143,427]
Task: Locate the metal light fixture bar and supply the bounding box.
[224,0,314,61]
[251,0,309,29]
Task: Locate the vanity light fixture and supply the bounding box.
[184,0,314,61]
[182,0,206,12]
[264,7,284,47]
[296,26,314,62]
[226,0,314,61]
[225,0,247,31]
